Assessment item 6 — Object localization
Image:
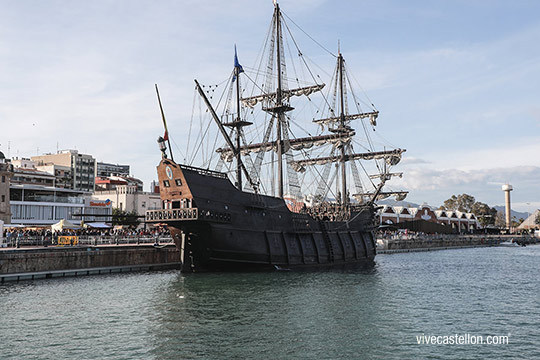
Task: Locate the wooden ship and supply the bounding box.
[146,2,407,271]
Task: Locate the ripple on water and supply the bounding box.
[1,247,540,359]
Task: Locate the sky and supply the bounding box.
[1,0,539,212]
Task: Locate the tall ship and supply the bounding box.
[146,2,407,272]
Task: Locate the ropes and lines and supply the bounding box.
[180,4,403,208]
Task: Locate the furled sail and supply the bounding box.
[242,84,325,108]
[313,111,379,126]
[216,131,355,162]
[369,172,403,180]
[353,191,408,202]
[291,149,405,170]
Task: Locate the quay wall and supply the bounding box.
[377,234,536,252]
[0,245,180,276]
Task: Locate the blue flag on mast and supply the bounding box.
[233,45,244,81]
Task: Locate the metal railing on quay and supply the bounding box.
[0,235,174,248]
[376,233,523,242]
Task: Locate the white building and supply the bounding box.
[96,162,130,178]
[10,157,35,169]
[8,165,110,226]
[91,184,161,215]
[9,186,111,226]
[11,157,72,189]
[378,204,480,232]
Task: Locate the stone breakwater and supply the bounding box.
[377,234,538,253]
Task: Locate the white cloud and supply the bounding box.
[390,165,540,208]
[0,0,539,206]
[400,157,431,165]
[423,140,540,171]
[394,166,540,191]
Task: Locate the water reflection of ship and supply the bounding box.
[146,2,407,272]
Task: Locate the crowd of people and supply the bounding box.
[377,229,424,240]
[1,227,170,242]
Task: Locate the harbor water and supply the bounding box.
[1,245,539,359]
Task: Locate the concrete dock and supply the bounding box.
[377,234,538,254]
[0,244,181,283]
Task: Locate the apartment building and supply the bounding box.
[32,150,96,192]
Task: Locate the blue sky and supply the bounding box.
[1,0,539,212]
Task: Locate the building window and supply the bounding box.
[163,180,170,187]
[1,175,5,183]
[175,179,182,186]
[1,195,4,202]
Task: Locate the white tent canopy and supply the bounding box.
[516,209,540,230]
[51,219,81,232]
[84,222,111,229]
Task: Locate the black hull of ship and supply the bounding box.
[148,162,377,272]
[176,222,377,272]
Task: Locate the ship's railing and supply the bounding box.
[146,208,199,222]
[0,235,173,248]
[179,164,228,179]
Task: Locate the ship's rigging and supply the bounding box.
[184,2,406,208]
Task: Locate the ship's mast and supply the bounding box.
[223,48,252,190]
[227,2,325,198]
[338,52,347,205]
[234,59,243,189]
[155,84,174,161]
[275,3,284,199]
[195,79,257,192]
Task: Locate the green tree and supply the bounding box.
[112,208,141,228]
[494,211,506,228]
[441,195,458,211]
[442,194,476,213]
[442,194,500,227]
[471,201,497,227]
